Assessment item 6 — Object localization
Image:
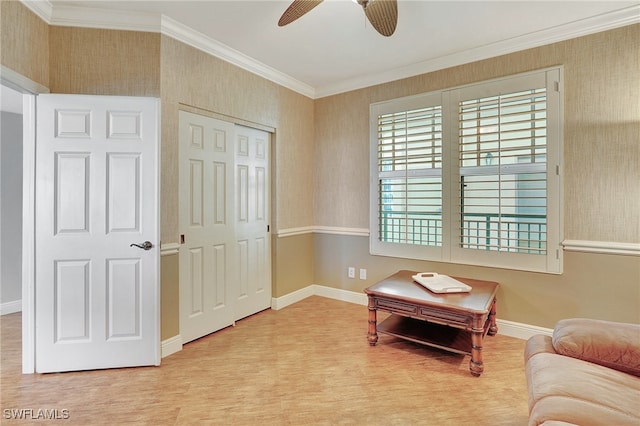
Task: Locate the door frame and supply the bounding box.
[5,68,162,373]
[1,65,49,374]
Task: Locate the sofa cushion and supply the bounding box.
[552,318,640,377]
[526,351,640,426]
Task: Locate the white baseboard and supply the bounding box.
[495,318,552,340]
[271,285,552,341]
[270,285,315,310]
[312,285,368,306]
[0,300,22,315]
[161,335,183,358]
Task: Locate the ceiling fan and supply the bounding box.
[278,0,398,37]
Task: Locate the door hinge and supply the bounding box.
[554,81,561,92]
[267,225,270,232]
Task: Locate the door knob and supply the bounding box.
[130,241,153,250]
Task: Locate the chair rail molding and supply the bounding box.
[562,240,640,256]
[160,242,180,256]
[276,226,369,238]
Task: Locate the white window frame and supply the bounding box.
[370,91,444,261]
[369,67,563,274]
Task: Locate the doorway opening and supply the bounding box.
[0,84,24,316]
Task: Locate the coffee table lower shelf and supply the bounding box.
[377,314,475,356]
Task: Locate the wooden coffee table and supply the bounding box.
[364,270,499,376]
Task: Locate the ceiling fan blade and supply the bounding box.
[364,0,397,37]
[278,0,324,27]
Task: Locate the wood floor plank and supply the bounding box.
[1,296,529,425]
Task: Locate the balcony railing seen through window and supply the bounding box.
[379,211,547,254]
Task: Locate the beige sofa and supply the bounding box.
[524,318,640,426]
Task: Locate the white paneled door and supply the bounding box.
[234,125,271,320]
[179,112,271,344]
[179,111,236,343]
[35,95,160,373]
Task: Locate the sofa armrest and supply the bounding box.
[524,334,556,363]
[552,318,640,377]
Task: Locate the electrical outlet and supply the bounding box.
[359,269,367,280]
[348,267,355,279]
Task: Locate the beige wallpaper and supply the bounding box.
[0,0,49,87]
[562,26,640,242]
[313,90,370,227]
[159,35,315,242]
[49,27,161,97]
[314,24,640,244]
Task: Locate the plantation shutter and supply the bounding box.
[457,88,548,254]
[370,68,562,273]
[376,105,443,246]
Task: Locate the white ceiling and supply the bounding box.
[19,1,640,98]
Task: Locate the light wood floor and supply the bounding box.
[1,296,530,425]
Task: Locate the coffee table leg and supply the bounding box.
[367,297,378,346]
[488,299,498,336]
[470,329,483,376]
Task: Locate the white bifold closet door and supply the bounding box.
[179,111,271,344]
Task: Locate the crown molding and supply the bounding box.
[50,4,160,33]
[20,1,640,99]
[20,0,52,23]
[160,16,315,98]
[22,0,157,31]
[19,0,315,98]
[314,4,640,98]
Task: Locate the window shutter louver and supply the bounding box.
[377,106,443,246]
[458,89,548,254]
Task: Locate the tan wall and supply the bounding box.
[313,233,640,328]
[160,254,179,340]
[313,24,640,328]
[49,27,160,97]
[0,0,49,87]
[273,233,315,298]
[159,35,315,333]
